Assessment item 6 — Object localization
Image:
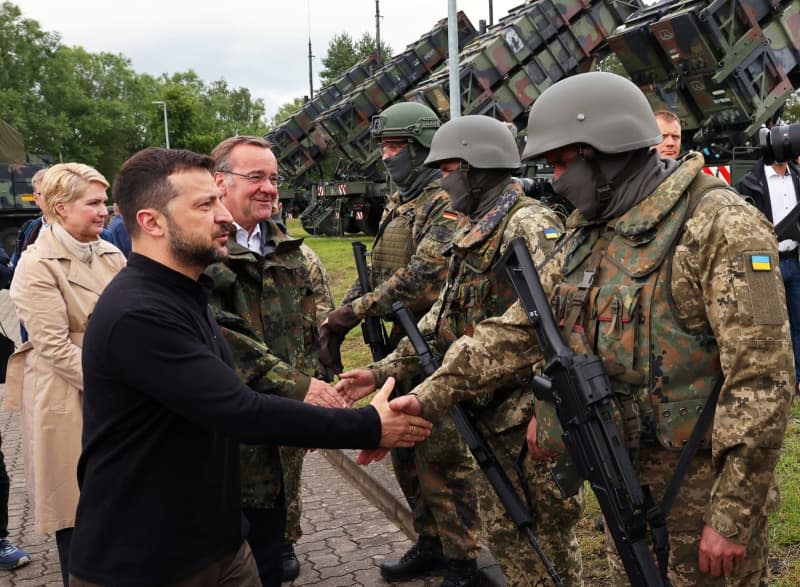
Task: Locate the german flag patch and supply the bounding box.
[543,227,561,240]
[443,210,459,220]
[750,255,771,271]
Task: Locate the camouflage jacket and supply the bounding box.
[371,180,564,435]
[300,243,334,325]
[413,153,794,547]
[344,178,456,320]
[206,220,320,508]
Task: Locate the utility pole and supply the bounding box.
[308,37,314,98]
[152,100,170,149]
[448,0,461,119]
[307,1,314,97]
[375,0,382,67]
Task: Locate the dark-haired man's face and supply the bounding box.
[165,168,233,269]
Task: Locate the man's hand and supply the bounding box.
[356,392,426,465]
[526,416,557,461]
[304,377,348,408]
[336,369,377,404]
[319,305,360,375]
[698,525,746,577]
[371,378,432,448]
[389,394,421,416]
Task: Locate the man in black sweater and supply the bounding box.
[69,147,433,586]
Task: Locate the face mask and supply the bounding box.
[382,146,414,187]
[441,168,474,216]
[552,156,605,220]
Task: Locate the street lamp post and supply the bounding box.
[152,100,170,149]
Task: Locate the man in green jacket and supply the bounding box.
[206,135,340,586]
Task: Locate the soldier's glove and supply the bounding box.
[319,305,360,375]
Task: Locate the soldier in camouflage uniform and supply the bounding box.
[391,72,795,587]
[319,103,481,585]
[319,102,456,372]
[205,136,344,586]
[339,115,583,587]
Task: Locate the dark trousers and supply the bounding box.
[56,527,73,586]
[780,256,800,381]
[0,432,8,539]
[70,540,260,587]
[243,491,286,587]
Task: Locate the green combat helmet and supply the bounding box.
[522,71,662,161]
[424,115,521,169]
[371,102,440,148]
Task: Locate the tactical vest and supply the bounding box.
[552,172,724,451]
[371,184,440,286]
[434,193,541,435]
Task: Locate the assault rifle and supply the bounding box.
[352,241,390,361]
[391,300,562,587]
[499,237,665,587]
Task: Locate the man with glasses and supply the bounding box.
[319,103,483,587]
[205,135,337,585]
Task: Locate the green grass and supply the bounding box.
[287,218,800,583]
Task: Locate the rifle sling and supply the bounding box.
[647,377,722,582]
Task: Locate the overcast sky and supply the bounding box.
[15,0,523,119]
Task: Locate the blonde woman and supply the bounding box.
[4,163,125,585]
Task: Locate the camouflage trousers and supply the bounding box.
[478,425,584,587]
[280,446,306,544]
[604,447,770,586]
[391,413,482,560]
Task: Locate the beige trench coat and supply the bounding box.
[3,227,125,534]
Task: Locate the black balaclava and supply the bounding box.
[441,167,512,221]
[552,146,679,221]
[383,143,439,202]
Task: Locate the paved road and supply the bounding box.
[0,291,501,586]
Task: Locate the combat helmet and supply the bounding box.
[522,72,662,161]
[425,115,521,169]
[371,102,440,148]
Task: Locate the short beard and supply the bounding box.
[166,215,227,268]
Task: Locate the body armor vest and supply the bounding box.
[371,184,441,286]
[553,172,724,450]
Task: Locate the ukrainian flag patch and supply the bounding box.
[543,227,560,240]
[443,210,459,220]
[751,255,771,271]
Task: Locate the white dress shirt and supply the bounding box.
[233,221,263,255]
[765,164,799,253]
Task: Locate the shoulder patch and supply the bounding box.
[743,251,784,325]
[543,227,561,240]
[750,255,771,271]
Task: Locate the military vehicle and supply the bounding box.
[0,120,50,252]
[269,0,800,236]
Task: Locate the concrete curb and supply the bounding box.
[321,449,414,538]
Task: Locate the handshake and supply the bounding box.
[303,370,427,462]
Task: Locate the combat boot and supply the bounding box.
[440,558,479,587]
[380,535,447,581]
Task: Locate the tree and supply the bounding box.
[319,32,358,86]
[355,31,392,64]
[319,31,392,86]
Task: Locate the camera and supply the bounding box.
[759,123,800,164]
